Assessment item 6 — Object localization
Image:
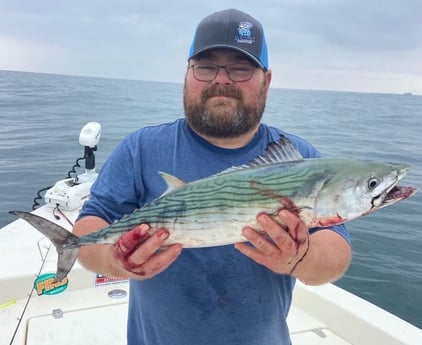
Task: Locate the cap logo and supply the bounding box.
[235,21,255,45]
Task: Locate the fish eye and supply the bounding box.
[368,177,380,190]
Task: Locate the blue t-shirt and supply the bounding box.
[80,119,350,345]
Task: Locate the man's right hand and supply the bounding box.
[73,216,183,280]
[112,224,183,279]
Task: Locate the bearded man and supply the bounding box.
[73,9,351,345]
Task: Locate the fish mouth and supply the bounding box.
[371,164,417,210]
[372,184,417,209]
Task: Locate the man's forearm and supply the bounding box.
[73,216,183,280]
[72,216,127,277]
[292,229,352,285]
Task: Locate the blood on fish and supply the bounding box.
[277,196,302,217]
[317,214,346,227]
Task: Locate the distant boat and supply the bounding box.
[403,92,412,96]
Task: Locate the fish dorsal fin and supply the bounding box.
[218,136,304,175]
[159,172,188,195]
[249,136,304,166]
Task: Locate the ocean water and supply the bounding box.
[0,70,421,328]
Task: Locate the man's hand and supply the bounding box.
[235,210,309,275]
[112,224,183,280]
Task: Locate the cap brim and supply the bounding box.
[189,45,266,70]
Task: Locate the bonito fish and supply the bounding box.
[10,137,417,281]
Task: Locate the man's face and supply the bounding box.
[183,49,272,138]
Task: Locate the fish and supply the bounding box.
[9,137,417,281]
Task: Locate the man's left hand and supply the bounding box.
[235,209,309,275]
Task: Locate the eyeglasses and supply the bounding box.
[189,63,258,82]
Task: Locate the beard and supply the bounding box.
[184,82,267,138]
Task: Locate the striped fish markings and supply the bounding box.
[10,137,417,281]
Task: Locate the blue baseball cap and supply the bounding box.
[188,9,269,70]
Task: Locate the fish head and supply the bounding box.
[314,160,417,226]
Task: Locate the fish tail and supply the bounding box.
[9,211,80,281]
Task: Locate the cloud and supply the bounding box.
[0,33,68,72]
[0,0,421,94]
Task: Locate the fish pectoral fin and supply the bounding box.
[159,172,188,195]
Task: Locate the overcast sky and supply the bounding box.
[1,0,421,94]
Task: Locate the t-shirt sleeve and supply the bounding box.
[78,138,141,224]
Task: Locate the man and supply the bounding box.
[73,9,352,345]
